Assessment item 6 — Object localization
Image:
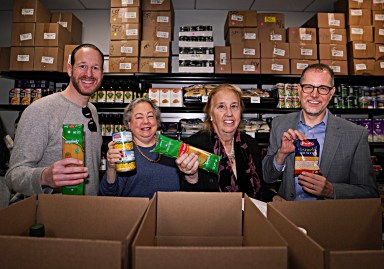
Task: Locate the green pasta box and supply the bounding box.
[62,124,85,195]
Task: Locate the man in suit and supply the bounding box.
[262,63,379,201]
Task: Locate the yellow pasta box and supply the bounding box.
[62,124,85,195]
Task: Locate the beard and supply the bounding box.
[71,75,101,97]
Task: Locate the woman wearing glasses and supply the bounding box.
[176,84,275,201]
[99,98,182,198]
[262,63,378,201]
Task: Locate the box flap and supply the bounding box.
[243,195,287,247]
[0,236,122,269]
[156,235,243,246]
[37,194,148,241]
[135,246,286,269]
[326,250,384,269]
[156,192,242,237]
[0,195,36,236]
[270,199,382,249]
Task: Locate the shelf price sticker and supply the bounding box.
[202,95,208,103]
[251,96,261,104]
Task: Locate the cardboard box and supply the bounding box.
[289,43,318,60]
[231,59,261,74]
[34,47,64,71]
[334,0,372,11]
[347,25,373,42]
[139,57,169,73]
[260,42,289,59]
[110,40,140,57]
[374,60,384,75]
[261,58,290,74]
[258,28,286,43]
[224,11,258,36]
[10,46,34,71]
[148,88,160,105]
[375,43,384,59]
[110,7,141,24]
[374,26,384,43]
[372,1,384,11]
[318,28,347,44]
[142,11,174,28]
[0,195,148,269]
[13,0,51,23]
[140,39,170,57]
[320,60,349,75]
[142,0,172,11]
[142,25,172,42]
[290,59,319,75]
[267,199,384,269]
[231,41,260,59]
[11,23,36,47]
[349,59,375,75]
[132,192,288,269]
[159,88,171,106]
[345,9,372,26]
[0,47,10,72]
[109,57,139,73]
[226,28,258,45]
[348,41,375,58]
[110,23,141,40]
[62,44,79,72]
[257,13,285,29]
[51,12,83,44]
[303,13,345,29]
[372,11,384,27]
[214,46,231,74]
[35,23,72,48]
[170,88,183,107]
[111,0,141,7]
[287,28,317,44]
[318,44,347,60]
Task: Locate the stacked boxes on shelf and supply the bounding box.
[225,11,259,74]
[303,12,348,75]
[287,27,318,74]
[10,0,82,72]
[178,25,214,73]
[109,0,141,73]
[371,1,384,75]
[259,13,289,74]
[140,0,173,73]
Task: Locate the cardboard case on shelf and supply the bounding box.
[34,46,64,71]
[142,0,173,11]
[62,44,79,72]
[140,39,170,57]
[347,41,375,59]
[214,46,231,74]
[289,43,318,60]
[349,58,375,75]
[303,13,345,29]
[260,42,290,59]
[261,58,290,74]
[13,0,51,23]
[110,40,140,57]
[110,0,141,8]
[320,60,349,75]
[110,23,141,40]
[287,28,317,44]
[139,57,169,73]
[231,41,260,59]
[318,44,347,60]
[318,28,347,44]
[0,195,149,269]
[224,11,258,37]
[267,199,384,269]
[226,28,258,45]
[259,28,287,43]
[10,46,35,71]
[231,59,261,74]
[110,7,141,24]
[109,57,139,73]
[51,12,83,44]
[11,23,36,47]
[347,25,373,42]
[35,23,73,48]
[290,59,319,74]
[132,192,288,269]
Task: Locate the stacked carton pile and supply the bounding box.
[140,0,173,73]
[287,27,318,74]
[303,12,348,75]
[372,1,384,75]
[109,0,142,73]
[109,0,173,73]
[259,13,289,74]
[335,0,375,75]
[10,0,81,72]
[224,11,259,74]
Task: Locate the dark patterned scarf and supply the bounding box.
[211,130,262,199]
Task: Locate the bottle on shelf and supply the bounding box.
[106,80,116,103]
[124,82,133,104]
[115,82,124,104]
[97,83,107,103]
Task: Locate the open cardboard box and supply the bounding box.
[132,192,288,269]
[0,194,149,269]
[267,199,384,269]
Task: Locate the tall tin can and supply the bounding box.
[112,131,136,172]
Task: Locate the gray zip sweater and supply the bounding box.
[6,92,102,196]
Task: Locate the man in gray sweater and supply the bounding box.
[6,44,104,196]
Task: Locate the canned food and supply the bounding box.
[112,131,136,172]
[360,86,370,97]
[359,97,369,109]
[377,95,384,109]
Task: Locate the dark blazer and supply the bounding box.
[181,130,275,202]
[262,111,379,200]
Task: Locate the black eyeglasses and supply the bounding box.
[300,84,333,95]
[82,106,97,132]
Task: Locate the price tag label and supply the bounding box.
[251,96,260,103]
[202,95,208,103]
